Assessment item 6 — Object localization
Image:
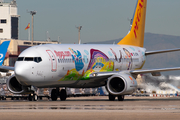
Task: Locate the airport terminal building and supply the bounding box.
[0,0,58,67]
[0,0,19,40]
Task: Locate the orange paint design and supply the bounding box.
[133,1,143,38]
[129,76,133,80]
[117,0,147,47]
[82,70,84,76]
[67,70,70,75]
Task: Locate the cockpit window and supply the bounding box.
[24,57,34,61]
[16,57,42,63]
[34,57,42,63]
[17,57,24,61]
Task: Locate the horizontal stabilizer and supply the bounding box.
[145,48,180,55]
[88,67,180,80]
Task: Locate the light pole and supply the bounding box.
[29,11,36,45]
[76,26,82,44]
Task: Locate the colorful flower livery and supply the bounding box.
[57,46,145,81]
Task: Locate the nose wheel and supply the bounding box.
[51,88,67,101]
[28,93,38,101]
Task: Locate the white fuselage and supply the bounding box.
[14,44,146,88]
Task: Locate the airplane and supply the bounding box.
[0,41,10,66]
[1,0,180,101]
[0,41,13,77]
[0,40,11,72]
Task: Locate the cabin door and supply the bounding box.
[46,50,57,72]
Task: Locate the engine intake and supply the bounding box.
[109,77,125,93]
[6,74,31,94]
[107,73,137,96]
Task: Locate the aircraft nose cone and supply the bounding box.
[14,62,30,85]
[15,64,24,77]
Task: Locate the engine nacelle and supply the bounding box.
[6,74,31,94]
[106,73,137,96]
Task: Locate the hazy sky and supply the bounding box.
[14,0,180,43]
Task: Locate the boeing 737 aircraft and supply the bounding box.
[1,0,180,101]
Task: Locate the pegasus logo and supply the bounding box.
[0,54,3,63]
[133,0,144,38]
[54,50,71,59]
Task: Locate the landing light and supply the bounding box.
[93,73,97,77]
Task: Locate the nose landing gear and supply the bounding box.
[28,93,38,101]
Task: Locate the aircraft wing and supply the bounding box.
[89,67,180,79]
[89,71,120,78]
[145,48,180,55]
[130,67,180,74]
[0,66,14,72]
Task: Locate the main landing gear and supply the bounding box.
[109,94,124,101]
[51,88,67,101]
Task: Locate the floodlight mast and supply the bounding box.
[76,26,82,44]
[29,11,36,45]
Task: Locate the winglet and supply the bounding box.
[0,41,10,66]
[118,0,147,47]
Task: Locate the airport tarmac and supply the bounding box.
[0,96,180,120]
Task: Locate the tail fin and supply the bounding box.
[0,41,10,66]
[118,0,147,47]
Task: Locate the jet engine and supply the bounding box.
[106,73,137,95]
[6,74,31,94]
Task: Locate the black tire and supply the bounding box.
[60,89,67,101]
[109,94,115,101]
[118,95,124,101]
[47,96,50,100]
[39,96,42,100]
[51,89,58,101]
[28,94,33,101]
[2,97,6,100]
